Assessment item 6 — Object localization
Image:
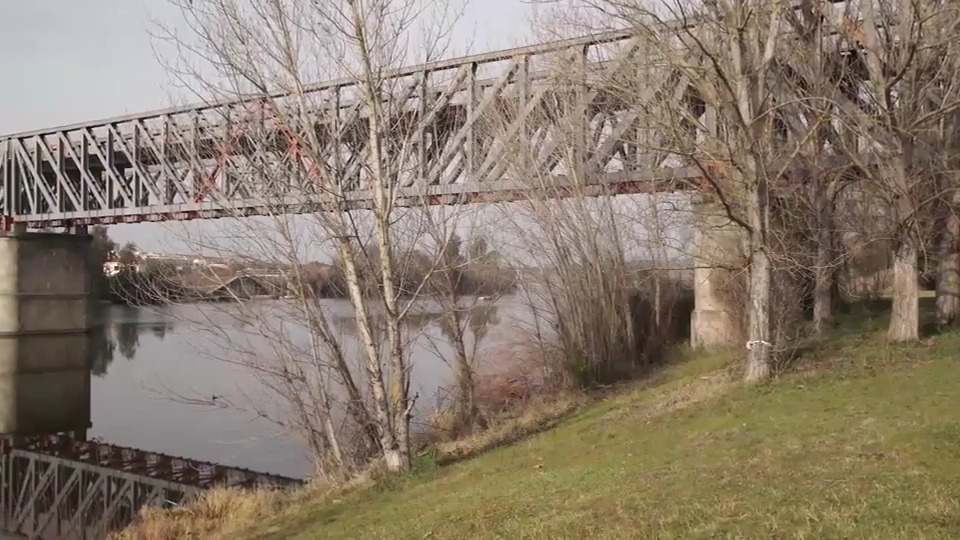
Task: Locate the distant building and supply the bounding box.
[103,261,123,277]
[103,252,141,276]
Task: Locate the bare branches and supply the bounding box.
[155,0,474,476]
[819,0,960,340]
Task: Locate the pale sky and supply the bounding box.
[0,1,542,135]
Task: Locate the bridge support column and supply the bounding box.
[690,194,747,349]
[0,230,94,337]
[0,230,94,436]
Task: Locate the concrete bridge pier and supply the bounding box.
[690,195,748,349]
[0,229,94,439]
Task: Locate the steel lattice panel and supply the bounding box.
[0,30,708,229]
[0,1,868,230]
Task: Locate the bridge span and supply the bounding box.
[0,30,705,230]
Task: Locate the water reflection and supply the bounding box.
[330,302,502,341]
[0,300,519,537]
[2,299,524,482]
[90,306,173,377]
[0,334,92,438]
[0,334,92,538]
[0,329,296,540]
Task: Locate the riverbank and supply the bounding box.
[118,300,960,539]
[102,263,518,306]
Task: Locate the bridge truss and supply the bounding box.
[0,435,300,539]
[0,2,865,230]
[0,28,708,229]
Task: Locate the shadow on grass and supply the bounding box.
[836,296,944,336]
[775,295,958,377]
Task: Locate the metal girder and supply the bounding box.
[15,434,301,491]
[0,8,865,229]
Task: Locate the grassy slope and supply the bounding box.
[238,303,960,539]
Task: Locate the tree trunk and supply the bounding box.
[335,239,399,467]
[439,308,476,431]
[368,113,411,473]
[454,341,479,433]
[742,148,772,382]
[935,209,960,328]
[654,272,662,330]
[812,251,834,333]
[888,239,920,341]
[356,50,412,470]
[812,183,835,334]
[297,283,382,457]
[745,245,772,382]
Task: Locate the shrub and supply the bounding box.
[526,265,694,389]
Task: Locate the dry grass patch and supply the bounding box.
[114,474,383,540]
[112,487,285,540]
[599,368,737,425]
[433,393,587,465]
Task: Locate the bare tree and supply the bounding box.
[933,97,960,328]
[935,185,960,328]
[155,0,468,474]
[825,0,960,340]
[470,36,696,389]
[562,0,823,381]
[775,0,859,335]
[419,218,492,435]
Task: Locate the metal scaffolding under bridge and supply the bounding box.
[0,28,717,231]
[0,434,301,539]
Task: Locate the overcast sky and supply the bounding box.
[0,1,545,134]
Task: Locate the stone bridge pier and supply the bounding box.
[690,195,747,349]
[0,228,94,439]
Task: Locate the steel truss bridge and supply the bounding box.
[0,434,300,539]
[0,3,863,230]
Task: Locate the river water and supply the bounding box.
[83,297,531,479]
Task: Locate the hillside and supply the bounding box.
[124,302,960,539]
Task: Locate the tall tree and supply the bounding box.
[827,0,960,340]
[934,101,960,327]
[164,0,465,474]
[576,0,814,381]
[779,0,854,335]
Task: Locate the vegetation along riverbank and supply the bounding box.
[119,299,960,539]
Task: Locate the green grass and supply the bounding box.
[231,303,960,539]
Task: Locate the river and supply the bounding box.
[81,297,532,479]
